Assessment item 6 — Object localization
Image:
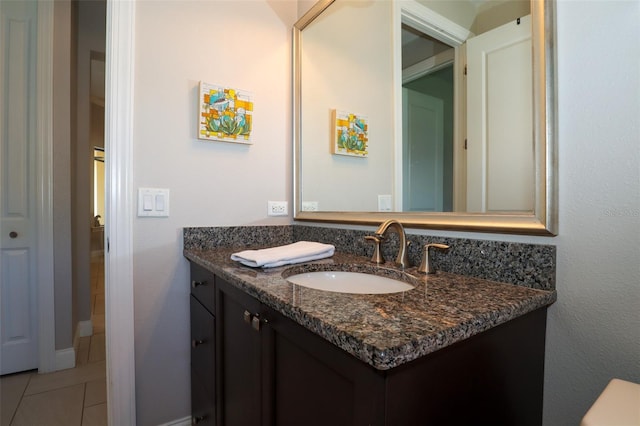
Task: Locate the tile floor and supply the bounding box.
[1,256,107,426]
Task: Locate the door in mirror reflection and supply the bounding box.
[466,15,534,213]
[402,85,446,212]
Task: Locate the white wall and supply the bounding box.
[544,0,640,423]
[128,0,639,424]
[132,1,296,424]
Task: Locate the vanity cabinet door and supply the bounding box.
[263,304,386,426]
[216,279,266,426]
[190,295,216,425]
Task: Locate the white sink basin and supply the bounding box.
[285,271,414,294]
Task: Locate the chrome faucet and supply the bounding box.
[372,219,410,269]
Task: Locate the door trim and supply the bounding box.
[36,0,56,374]
[105,0,136,424]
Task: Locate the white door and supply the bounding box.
[402,88,444,212]
[466,15,534,213]
[0,0,39,375]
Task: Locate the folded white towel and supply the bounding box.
[231,241,335,268]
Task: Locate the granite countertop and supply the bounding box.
[184,247,557,370]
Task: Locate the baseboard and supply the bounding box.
[77,320,93,337]
[55,347,76,371]
[72,319,93,366]
[157,416,191,426]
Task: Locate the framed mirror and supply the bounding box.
[293,0,557,235]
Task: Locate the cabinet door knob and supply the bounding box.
[252,315,261,331]
[191,339,205,348]
[243,310,252,324]
[9,231,18,239]
[192,415,206,425]
[191,280,207,288]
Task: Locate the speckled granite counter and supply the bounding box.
[184,247,556,370]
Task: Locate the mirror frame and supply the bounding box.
[293,0,557,236]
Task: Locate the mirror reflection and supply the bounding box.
[294,0,556,235]
[299,0,533,214]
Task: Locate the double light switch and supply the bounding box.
[138,188,170,217]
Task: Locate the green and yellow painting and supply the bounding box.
[199,82,253,144]
[332,109,368,157]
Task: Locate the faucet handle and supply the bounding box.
[365,235,385,264]
[418,243,450,274]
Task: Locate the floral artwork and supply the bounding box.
[198,82,253,144]
[332,110,368,157]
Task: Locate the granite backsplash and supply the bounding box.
[183,225,555,290]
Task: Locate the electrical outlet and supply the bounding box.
[268,201,288,216]
[302,201,319,212]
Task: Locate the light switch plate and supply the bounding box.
[378,195,392,212]
[138,188,170,217]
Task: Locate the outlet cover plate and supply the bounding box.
[268,201,288,216]
[301,201,319,212]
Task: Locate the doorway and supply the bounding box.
[401,24,455,212]
[0,0,107,376]
[2,0,135,423]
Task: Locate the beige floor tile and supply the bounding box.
[88,334,105,363]
[24,361,105,396]
[12,383,84,426]
[82,402,107,426]
[0,371,33,426]
[84,378,106,407]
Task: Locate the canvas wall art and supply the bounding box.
[198,82,254,144]
[332,109,368,157]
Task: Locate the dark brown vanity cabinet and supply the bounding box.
[192,265,547,426]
